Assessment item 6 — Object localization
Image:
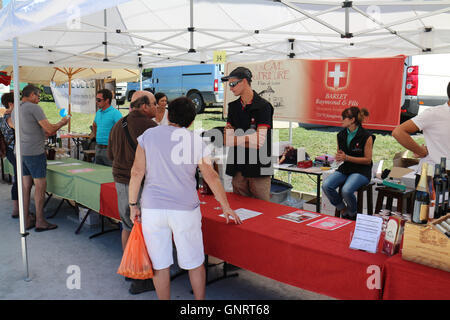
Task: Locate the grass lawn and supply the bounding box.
[41,102,424,194]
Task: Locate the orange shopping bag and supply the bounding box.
[117,220,154,279]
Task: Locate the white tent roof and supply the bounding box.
[1,0,450,69]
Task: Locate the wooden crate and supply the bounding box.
[402,213,450,272]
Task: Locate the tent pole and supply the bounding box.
[288,121,293,184]
[189,0,194,52]
[68,73,72,133]
[13,37,31,282]
[139,55,143,91]
[345,1,350,35]
[104,9,108,61]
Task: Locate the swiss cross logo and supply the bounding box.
[326,61,349,90]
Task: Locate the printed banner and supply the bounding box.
[51,79,96,114]
[223,56,405,131]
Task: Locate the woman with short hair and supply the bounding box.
[128,96,241,300]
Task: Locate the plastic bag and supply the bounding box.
[117,220,154,279]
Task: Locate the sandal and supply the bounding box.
[26,217,36,230]
[35,223,58,232]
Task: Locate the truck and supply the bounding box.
[115,82,127,106]
[401,54,450,121]
[126,64,224,113]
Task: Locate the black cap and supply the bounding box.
[221,66,252,82]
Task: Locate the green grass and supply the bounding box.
[41,102,424,194]
[40,101,130,133]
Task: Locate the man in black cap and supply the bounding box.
[222,66,274,201]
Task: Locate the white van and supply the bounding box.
[115,82,128,105]
[402,53,450,119]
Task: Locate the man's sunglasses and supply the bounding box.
[229,79,243,88]
[96,98,104,102]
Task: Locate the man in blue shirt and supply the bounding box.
[91,89,122,166]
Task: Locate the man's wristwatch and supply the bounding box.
[129,202,138,206]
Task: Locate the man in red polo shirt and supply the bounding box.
[222,67,274,201]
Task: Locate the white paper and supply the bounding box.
[297,147,305,161]
[220,208,262,221]
[47,161,64,165]
[349,214,383,253]
[56,162,83,167]
[278,210,320,223]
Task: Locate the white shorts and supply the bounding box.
[141,206,205,271]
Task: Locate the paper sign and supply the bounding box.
[213,50,227,64]
[350,214,383,253]
[307,216,351,231]
[278,210,320,223]
[56,162,83,167]
[220,208,262,221]
[47,161,64,165]
[67,168,95,173]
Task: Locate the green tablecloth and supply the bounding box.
[46,158,114,212]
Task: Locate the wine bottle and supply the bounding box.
[429,173,436,221]
[412,163,429,224]
[440,157,449,213]
[433,164,444,219]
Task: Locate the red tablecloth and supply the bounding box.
[99,182,120,220]
[199,192,387,300]
[382,253,450,300]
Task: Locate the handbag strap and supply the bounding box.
[121,116,137,151]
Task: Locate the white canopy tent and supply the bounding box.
[1,0,450,281]
[1,0,450,69]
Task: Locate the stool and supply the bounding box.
[375,186,415,214]
[335,182,374,218]
[82,150,96,163]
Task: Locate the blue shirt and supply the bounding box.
[94,106,122,145]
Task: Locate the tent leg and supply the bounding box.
[13,37,31,282]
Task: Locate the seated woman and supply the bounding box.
[322,107,375,220]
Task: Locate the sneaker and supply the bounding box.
[128,279,155,295]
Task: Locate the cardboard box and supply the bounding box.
[79,207,99,226]
[392,150,419,168]
[388,166,416,189]
[402,213,450,272]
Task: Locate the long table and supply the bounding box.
[382,254,450,300]
[274,164,327,213]
[46,158,119,236]
[199,192,388,300]
[99,183,386,299]
[46,158,114,212]
[54,176,450,299]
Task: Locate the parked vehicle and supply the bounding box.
[115,82,127,105]
[126,64,224,113]
[401,54,450,121]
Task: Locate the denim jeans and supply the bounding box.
[322,171,369,217]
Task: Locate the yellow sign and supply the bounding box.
[213,51,227,64]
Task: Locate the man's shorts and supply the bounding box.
[115,182,142,231]
[141,206,204,271]
[22,153,47,179]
